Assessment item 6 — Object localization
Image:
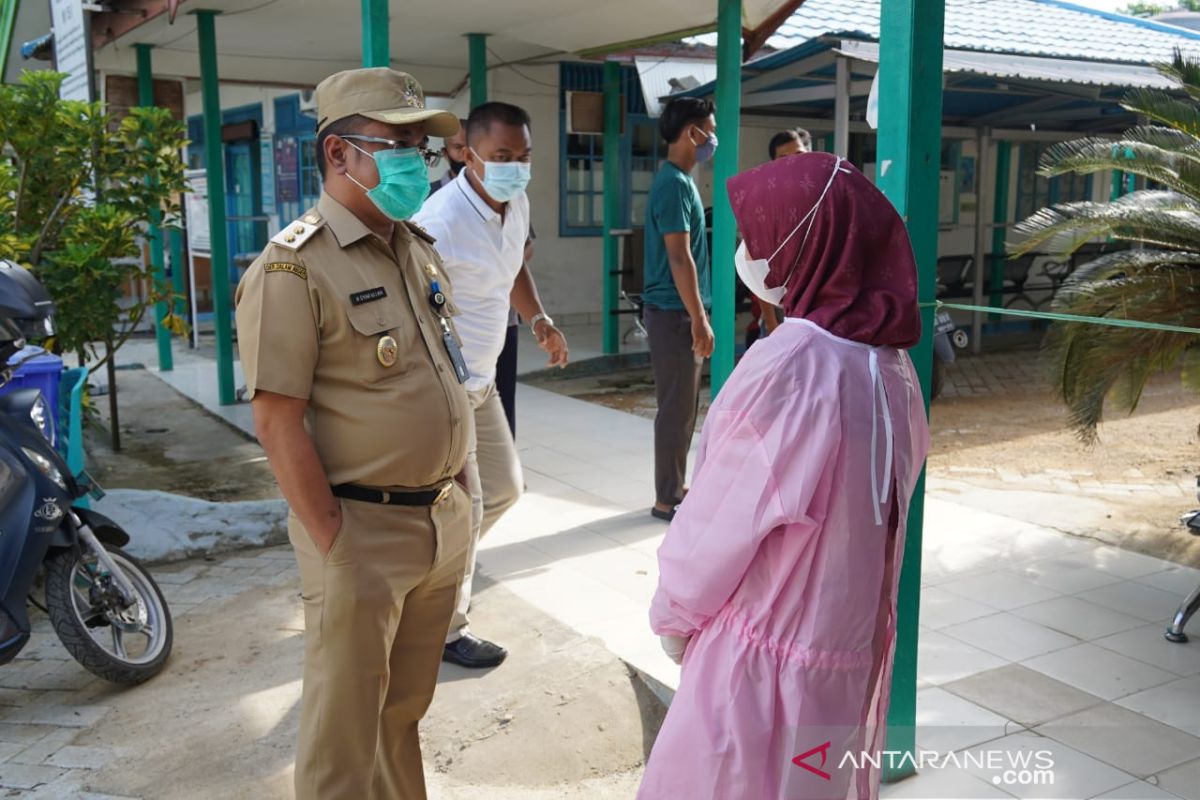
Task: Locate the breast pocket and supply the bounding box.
[346,299,409,382]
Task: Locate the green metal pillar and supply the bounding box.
[0,0,20,71]
[990,141,1012,317]
[875,0,944,782]
[135,44,174,373]
[601,61,621,355]
[361,0,389,68]
[468,34,488,109]
[710,0,741,397]
[194,10,235,405]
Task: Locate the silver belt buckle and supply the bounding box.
[434,482,453,505]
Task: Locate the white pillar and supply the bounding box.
[834,56,850,158]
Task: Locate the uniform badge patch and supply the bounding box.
[376,334,399,367]
[351,287,387,306]
[264,262,308,280]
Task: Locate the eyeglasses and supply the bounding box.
[339,134,443,168]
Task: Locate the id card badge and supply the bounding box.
[440,319,470,384]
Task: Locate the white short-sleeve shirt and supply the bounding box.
[414,170,530,391]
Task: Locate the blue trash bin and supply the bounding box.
[0,345,65,446]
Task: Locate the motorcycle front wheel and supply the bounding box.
[44,546,173,685]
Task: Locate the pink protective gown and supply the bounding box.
[640,317,930,800]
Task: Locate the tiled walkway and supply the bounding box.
[23,336,1200,799]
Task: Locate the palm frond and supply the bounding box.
[1038,134,1200,199]
[1062,249,1200,289]
[1032,50,1200,441]
[1121,89,1200,137]
[1181,345,1200,392]
[1160,49,1200,102]
[1011,191,1200,255]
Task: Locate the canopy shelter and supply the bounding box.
[733,37,1176,133]
[81,0,799,94]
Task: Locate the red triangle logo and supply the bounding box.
[792,741,833,781]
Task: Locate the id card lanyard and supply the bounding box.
[424,264,470,384]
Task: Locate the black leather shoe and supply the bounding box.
[443,633,507,668]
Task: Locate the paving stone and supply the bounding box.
[0,725,55,746]
[151,568,200,586]
[45,745,109,770]
[220,557,265,569]
[9,729,77,765]
[0,689,41,708]
[0,741,23,762]
[0,705,109,728]
[13,662,94,693]
[0,762,64,790]
[943,664,1103,726]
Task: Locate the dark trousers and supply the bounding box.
[495,323,519,438]
[645,306,703,507]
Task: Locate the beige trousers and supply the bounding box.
[290,483,470,800]
[446,383,524,641]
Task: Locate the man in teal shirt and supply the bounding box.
[643,97,717,521]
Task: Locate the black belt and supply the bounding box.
[332,483,453,506]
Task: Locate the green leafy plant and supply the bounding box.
[0,70,189,451]
[0,70,189,367]
[1011,51,1200,442]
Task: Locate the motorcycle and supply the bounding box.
[931,309,969,400]
[0,260,172,684]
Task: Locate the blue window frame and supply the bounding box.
[272,94,320,223]
[559,62,654,237]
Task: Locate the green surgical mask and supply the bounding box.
[345,142,430,221]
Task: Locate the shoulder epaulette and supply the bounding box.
[271,211,325,251]
[405,220,436,245]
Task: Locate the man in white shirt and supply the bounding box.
[415,102,568,669]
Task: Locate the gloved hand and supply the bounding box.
[660,634,691,665]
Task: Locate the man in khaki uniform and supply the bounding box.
[235,68,471,800]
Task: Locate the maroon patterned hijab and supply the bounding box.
[727,152,921,348]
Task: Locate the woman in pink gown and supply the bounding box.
[638,153,931,800]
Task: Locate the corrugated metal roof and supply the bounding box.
[634,57,720,117]
[697,0,1200,65]
[836,40,1178,89]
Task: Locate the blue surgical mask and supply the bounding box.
[692,126,718,163]
[470,147,531,202]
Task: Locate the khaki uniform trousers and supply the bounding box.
[446,383,523,641]
[290,483,470,800]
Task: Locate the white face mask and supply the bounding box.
[733,156,846,307]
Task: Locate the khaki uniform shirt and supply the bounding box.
[235,193,470,489]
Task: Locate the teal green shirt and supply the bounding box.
[643,162,710,312]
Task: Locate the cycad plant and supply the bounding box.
[1012,51,1200,442]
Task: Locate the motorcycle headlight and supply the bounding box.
[29,393,55,446]
[20,447,67,491]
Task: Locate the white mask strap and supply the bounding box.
[770,156,844,289]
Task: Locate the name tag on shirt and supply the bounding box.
[350,287,387,306]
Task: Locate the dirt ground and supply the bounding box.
[527,349,1200,568]
[87,368,280,502]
